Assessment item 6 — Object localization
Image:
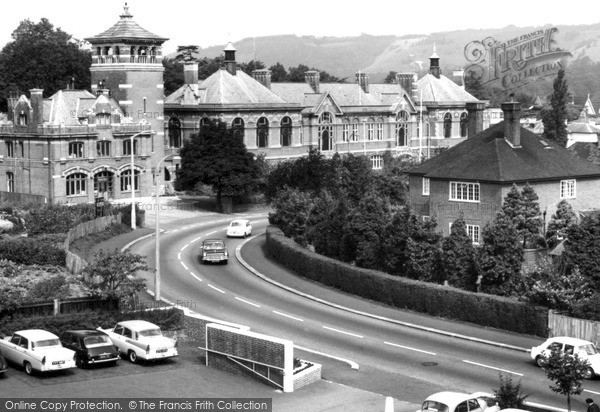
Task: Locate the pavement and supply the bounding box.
[83,196,546,412]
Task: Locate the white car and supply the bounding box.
[98,320,178,363]
[418,391,500,412]
[226,219,252,238]
[530,336,600,378]
[0,329,76,375]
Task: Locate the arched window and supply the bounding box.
[17,113,27,126]
[280,116,292,147]
[66,173,87,196]
[256,117,269,148]
[168,117,182,148]
[319,112,334,151]
[444,112,452,138]
[6,172,14,193]
[396,111,410,146]
[120,169,140,192]
[460,112,468,138]
[232,117,245,140]
[94,171,114,197]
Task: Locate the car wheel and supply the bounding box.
[535,356,547,367]
[584,366,595,379]
[24,361,33,375]
[128,350,138,364]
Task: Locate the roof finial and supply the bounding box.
[120,2,133,18]
[430,42,439,59]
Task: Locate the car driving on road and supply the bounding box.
[200,239,229,264]
[531,336,600,378]
[226,219,252,238]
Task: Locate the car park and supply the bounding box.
[200,239,229,264]
[98,320,178,364]
[0,352,7,377]
[530,336,600,378]
[60,330,120,368]
[418,391,500,412]
[0,329,76,375]
[226,219,252,238]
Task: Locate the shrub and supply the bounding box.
[0,238,66,265]
[115,203,145,228]
[26,275,71,302]
[0,259,19,277]
[493,373,529,408]
[24,204,97,235]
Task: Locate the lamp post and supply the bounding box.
[128,131,152,230]
[154,154,181,301]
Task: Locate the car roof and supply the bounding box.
[545,336,594,346]
[64,330,108,337]
[203,238,224,243]
[116,320,160,331]
[229,219,249,224]
[424,392,482,408]
[14,329,60,340]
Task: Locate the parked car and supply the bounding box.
[98,320,178,364]
[200,239,229,264]
[418,391,500,412]
[226,219,252,238]
[0,329,76,375]
[60,330,120,368]
[530,336,600,378]
[0,352,7,377]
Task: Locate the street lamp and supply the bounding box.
[154,154,181,301]
[128,131,153,230]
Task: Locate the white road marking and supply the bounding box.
[181,243,189,251]
[322,326,363,339]
[235,297,260,308]
[190,272,202,282]
[191,236,203,243]
[585,389,600,395]
[208,284,225,294]
[462,360,523,376]
[295,345,359,370]
[206,230,217,236]
[273,311,304,322]
[384,341,437,356]
[181,262,188,270]
[177,252,182,260]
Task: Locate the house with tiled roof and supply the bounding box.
[408,99,600,241]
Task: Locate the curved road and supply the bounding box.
[131,214,600,410]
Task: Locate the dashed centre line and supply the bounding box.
[189,272,202,282]
[235,297,260,308]
[322,326,363,339]
[383,341,437,356]
[208,284,226,294]
[273,311,304,322]
[462,360,523,376]
[181,262,188,270]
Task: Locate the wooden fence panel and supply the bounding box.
[548,309,600,346]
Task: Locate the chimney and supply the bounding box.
[501,95,522,148]
[305,70,320,93]
[356,72,369,93]
[466,101,486,138]
[30,89,44,130]
[429,45,441,79]
[184,62,198,85]
[223,42,237,75]
[396,73,419,101]
[252,69,272,89]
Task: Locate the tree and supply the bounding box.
[546,200,577,249]
[438,216,479,290]
[384,71,397,84]
[542,69,569,147]
[81,249,148,309]
[268,187,313,247]
[175,119,260,212]
[501,183,542,248]
[269,62,288,82]
[543,348,590,412]
[240,60,266,76]
[175,45,199,62]
[163,58,185,96]
[493,373,529,408]
[562,215,600,290]
[0,18,91,111]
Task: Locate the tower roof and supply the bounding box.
[85,3,168,44]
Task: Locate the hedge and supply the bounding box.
[265,225,548,336]
[0,238,66,266]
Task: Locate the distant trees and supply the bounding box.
[542,69,569,147]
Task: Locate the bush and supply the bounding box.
[0,259,19,277]
[26,275,71,302]
[0,238,66,265]
[115,203,145,228]
[24,204,97,235]
[493,373,529,408]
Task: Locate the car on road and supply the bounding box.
[98,320,178,364]
[0,329,76,375]
[226,219,252,238]
[0,352,7,377]
[418,391,500,412]
[531,336,600,378]
[200,239,229,264]
[60,330,120,368]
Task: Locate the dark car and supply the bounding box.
[0,352,7,377]
[200,239,229,264]
[60,330,119,368]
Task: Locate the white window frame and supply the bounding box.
[367,123,374,141]
[449,181,480,202]
[560,179,576,199]
[371,155,383,170]
[351,124,359,141]
[376,123,383,140]
[342,124,350,142]
[422,177,430,196]
[466,224,480,244]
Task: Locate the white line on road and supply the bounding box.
[462,360,523,376]
[177,252,182,260]
[181,243,189,251]
[295,345,359,370]
[585,389,600,395]
[192,236,203,243]
[208,284,225,294]
[234,297,260,308]
[322,326,363,339]
[189,272,202,282]
[206,230,217,236]
[384,341,437,356]
[273,311,304,322]
[181,262,188,270]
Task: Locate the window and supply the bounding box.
[68,142,84,158]
[460,112,468,138]
[122,139,138,156]
[342,123,350,142]
[318,112,334,151]
[396,111,410,146]
[280,116,292,147]
[257,117,269,148]
[367,123,375,141]
[560,180,576,199]
[17,113,27,126]
[449,181,480,202]
[168,117,182,148]
[444,112,452,138]
[376,123,383,140]
[466,224,480,244]
[199,117,211,137]
[6,172,14,192]
[120,169,140,192]
[422,177,430,195]
[6,141,14,158]
[94,171,113,196]
[66,173,87,196]
[371,155,383,170]
[96,113,111,126]
[351,123,359,141]
[97,141,111,157]
[232,117,245,140]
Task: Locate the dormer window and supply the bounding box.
[18,113,27,126]
[96,113,111,126]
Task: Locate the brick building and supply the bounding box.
[408,99,600,242]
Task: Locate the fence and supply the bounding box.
[12,297,119,318]
[0,191,47,205]
[548,309,600,346]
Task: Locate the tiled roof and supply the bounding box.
[417,73,478,103]
[198,69,286,104]
[47,90,96,125]
[408,121,600,182]
[567,121,600,134]
[85,6,167,43]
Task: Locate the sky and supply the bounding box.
[1,0,599,54]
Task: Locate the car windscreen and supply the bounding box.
[421,401,449,412]
[34,339,61,348]
[138,329,162,337]
[230,222,242,226]
[579,343,598,355]
[205,242,224,248]
[84,335,111,346]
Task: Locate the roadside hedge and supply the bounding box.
[0,237,66,266]
[265,225,548,336]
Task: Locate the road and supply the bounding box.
[129,214,600,410]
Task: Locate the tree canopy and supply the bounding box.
[542,69,569,147]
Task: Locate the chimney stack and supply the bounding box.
[223,42,237,76]
[305,70,320,93]
[356,72,369,93]
[466,101,487,138]
[252,69,272,89]
[184,62,198,85]
[396,73,419,101]
[501,95,522,148]
[30,89,44,130]
[429,45,441,79]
